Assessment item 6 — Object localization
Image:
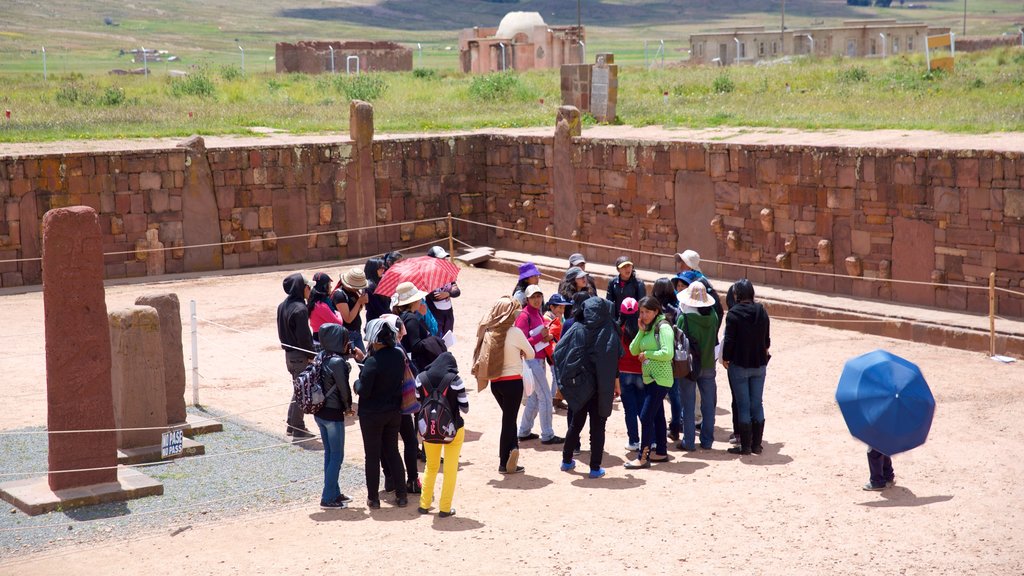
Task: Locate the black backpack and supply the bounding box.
[417,380,457,444]
[293,352,336,414]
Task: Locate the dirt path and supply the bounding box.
[1,264,1022,574]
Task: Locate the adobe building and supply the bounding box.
[459,12,585,74]
[275,41,412,74]
[690,19,946,66]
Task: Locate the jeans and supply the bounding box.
[695,367,717,448]
[667,379,683,432]
[518,359,556,440]
[640,384,669,456]
[314,415,345,505]
[562,394,607,471]
[359,411,406,501]
[284,351,310,431]
[618,373,645,445]
[728,364,767,425]
[677,376,697,450]
[867,448,895,487]
[421,427,465,513]
[348,329,366,353]
[490,379,523,468]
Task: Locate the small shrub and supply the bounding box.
[1013,51,1024,65]
[712,74,735,94]
[837,66,869,83]
[98,85,126,106]
[969,78,985,89]
[338,73,388,101]
[170,69,215,98]
[469,72,528,101]
[55,82,92,105]
[412,68,438,80]
[266,78,284,91]
[219,64,243,81]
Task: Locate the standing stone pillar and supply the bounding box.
[135,294,186,425]
[553,107,582,244]
[110,305,167,456]
[179,136,223,272]
[347,100,377,256]
[0,206,162,515]
[590,53,618,123]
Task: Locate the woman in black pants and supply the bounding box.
[473,296,535,474]
[356,319,409,509]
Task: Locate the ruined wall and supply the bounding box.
[275,41,413,74]
[955,35,1023,52]
[1,130,1022,318]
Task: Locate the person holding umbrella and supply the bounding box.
[425,246,461,336]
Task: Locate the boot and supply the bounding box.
[727,423,752,455]
[624,446,651,469]
[751,420,765,455]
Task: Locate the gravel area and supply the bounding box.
[0,407,362,557]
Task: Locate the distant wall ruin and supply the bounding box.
[275,41,413,74]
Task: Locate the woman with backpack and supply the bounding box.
[313,323,364,509]
[415,352,468,518]
[356,319,409,509]
[617,297,645,452]
[676,282,720,451]
[624,296,674,469]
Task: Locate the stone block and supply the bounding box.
[135,294,187,426]
[956,158,980,188]
[0,468,162,516]
[139,172,162,191]
[933,187,961,213]
[108,304,167,449]
[349,100,375,146]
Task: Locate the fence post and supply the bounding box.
[989,272,996,356]
[447,212,455,263]
[191,299,200,406]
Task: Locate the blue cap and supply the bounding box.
[674,270,701,286]
[547,293,571,307]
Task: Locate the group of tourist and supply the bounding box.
[276,246,771,513]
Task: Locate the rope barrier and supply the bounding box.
[995,286,1024,298]
[770,315,896,324]
[0,474,320,534]
[0,217,447,264]
[0,433,322,478]
[451,217,994,293]
[306,237,449,272]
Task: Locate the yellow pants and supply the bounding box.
[419,427,464,513]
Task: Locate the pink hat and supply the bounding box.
[620,297,639,315]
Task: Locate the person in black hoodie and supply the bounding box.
[722,279,771,456]
[415,352,469,518]
[554,297,623,479]
[314,323,364,509]
[277,273,316,439]
[356,319,409,509]
[606,256,646,325]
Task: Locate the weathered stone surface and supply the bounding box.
[553,113,580,241]
[109,305,167,450]
[892,216,935,306]
[346,101,377,256]
[178,136,223,272]
[135,293,187,425]
[42,206,117,490]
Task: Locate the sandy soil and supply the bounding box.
[1,264,1022,575]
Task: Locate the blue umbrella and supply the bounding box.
[835,349,935,456]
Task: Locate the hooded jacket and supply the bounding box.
[606,272,647,322]
[317,323,353,420]
[415,351,469,432]
[722,301,771,369]
[277,273,315,359]
[678,309,719,374]
[553,297,622,417]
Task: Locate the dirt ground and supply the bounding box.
[1,263,1022,575]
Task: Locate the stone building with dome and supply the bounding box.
[458,12,585,73]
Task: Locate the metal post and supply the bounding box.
[989,272,996,356]
[329,45,335,73]
[238,44,245,74]
[880,33,887,58]
[498,42,506,71]
[417,43,422,68]
[41,46,46,80]
[644,40,648,67]
[660,39,665,67]
[963,0,967,36]
[346,55,359,74]
[734,37,740,63]
[578,41,585,63]
[447,212,455,264]
[142,46,148,77]
[190,299,200,407]
[781,0,786,53]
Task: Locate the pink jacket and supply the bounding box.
[515,305,549,360]
[309,301,343,336]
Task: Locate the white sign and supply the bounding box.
[161,430,184,458]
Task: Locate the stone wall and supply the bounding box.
[1,120,1022,318]
[275,41,413,74]
[955,35,1023,52]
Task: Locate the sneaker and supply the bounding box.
[517,433,540,441]
[320,499,347,510]
[417,507,431,514]
[505,448,519,472]
[291,428,315,440]
[729,434,739,445]
[337,493,353,504]
[396,497,409,507]
[407,479,422,494]
[439,508,456,518]
[862,483,886,492]
[498,465,525,474]
[367,499,381,509]
[560,459,576,472]
[886,478,897,488]
[540,435,565,445]
[588,468,607,479]
[624,441,641,451]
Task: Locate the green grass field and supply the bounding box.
[0,0,1022,141]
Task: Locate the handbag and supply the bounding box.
[400,358,421,415]
[520,359,536,405]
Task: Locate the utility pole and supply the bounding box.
[962,0,967,35]
[781,0,786,55]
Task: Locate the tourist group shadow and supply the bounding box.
[859,486,954,508]
[310,505,485,530]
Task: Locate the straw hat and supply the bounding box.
[678,281,714,308]
[340,268,368,290]
[395,281,428,307]
[677,249,701,272]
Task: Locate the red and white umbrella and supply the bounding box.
[375,256,460,297]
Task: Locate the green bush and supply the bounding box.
[170,69,216,98]
[469,72,532,101]
[837,66,870,83]
[412,68,439,80]
[712,74,735,94]
[219,64,244,81]
[98,86,126,106]
[55,82,90,105]
[330,73,389,101]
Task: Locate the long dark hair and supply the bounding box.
[364,257,385,284]
[638,296,661,314]
[618,310,639,342]
[307,272,335,314]
[651,278,677,311]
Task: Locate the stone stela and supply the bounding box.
[561,53,618,123]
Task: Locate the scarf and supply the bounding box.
[472,296,521,389]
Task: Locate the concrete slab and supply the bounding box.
[0,468,163,516]
[116,436,205,465]
[179,413,223,437]
[456,247,495,266]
